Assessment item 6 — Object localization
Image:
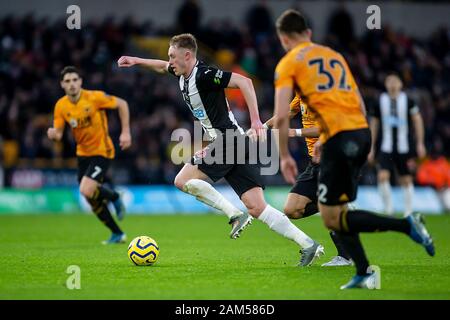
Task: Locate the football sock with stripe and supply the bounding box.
[335,231,370,276]
[342,209,410,234]
[88,198,122,234]
[94,185,119,202]
[329,231,351,260]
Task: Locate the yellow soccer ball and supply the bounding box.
[127,236,160,266]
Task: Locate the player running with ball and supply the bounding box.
[118,33,323,266]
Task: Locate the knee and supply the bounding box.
[378,171,390,183]
[244,199,267,218]
[322,213,341,231]
[174,174,187,191]
[399,175,412,186]
[80,185,95,199]
[240,188,267,218]
[284,204,304,219]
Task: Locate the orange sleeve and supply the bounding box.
[274,56,295,89]
[53,102,65,129]
[92,90,118,109]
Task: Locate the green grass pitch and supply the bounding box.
[0,213,449,299]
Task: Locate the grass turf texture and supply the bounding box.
[0,214,449,300]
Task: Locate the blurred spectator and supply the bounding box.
[417,139,450,190]
[417,155,450,190]
[417,138,450,211]
[176,0,202,35]
[326,5,355,50]
[245,0,273,39]
[0,9,449,186]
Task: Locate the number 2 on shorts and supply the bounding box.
[318,183,328,203]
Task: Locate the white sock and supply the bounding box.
[378,181,393,215]
[258,204,314,249]
[403,183,414,216]
[182,179,242,219]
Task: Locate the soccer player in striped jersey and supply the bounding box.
[118,33,324,266]
[368,73,426,217]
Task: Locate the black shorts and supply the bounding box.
[77,156,111,183]
[191,133,265,198]
[378,152,411,176]
[290,160,320,203]
[319,128,371,205]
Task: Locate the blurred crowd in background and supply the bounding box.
[0,0,449,189]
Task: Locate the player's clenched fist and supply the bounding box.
[119,131,132,150]
[47,127,61,141]
[280,156,298,185]
[117,56,139,68]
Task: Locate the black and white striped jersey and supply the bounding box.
[168,60,244,141]
[372,91,419,154]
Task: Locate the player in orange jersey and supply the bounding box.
[47,66,131,244]
[264,94,352,266]
[273,9,434,289]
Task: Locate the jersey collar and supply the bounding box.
[67,89,83,105]
[292,41,313,51]
[184,60,199,81]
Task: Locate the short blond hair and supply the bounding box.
[169,33,198,55]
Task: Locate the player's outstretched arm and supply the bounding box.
[290,127,320,138]
[264,109,298,129]
[117,56,169,74]
[263,111,319,138]
[258,116,319,138]
[116,97,132,150]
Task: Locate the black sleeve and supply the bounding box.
[408,98,420,115]
[196,67,232,90]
